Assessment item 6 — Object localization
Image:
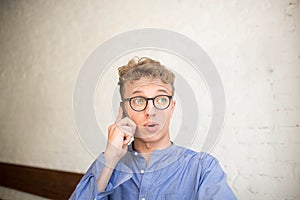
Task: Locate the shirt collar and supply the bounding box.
[124,141,182,172]
[128,141,175,154]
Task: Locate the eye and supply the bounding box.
[132,97,144,105]
[156,96,168,104]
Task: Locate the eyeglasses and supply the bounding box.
[122,95,173,112]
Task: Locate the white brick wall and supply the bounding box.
[0,0,299,199]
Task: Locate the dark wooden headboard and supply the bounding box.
[0,162,84,199]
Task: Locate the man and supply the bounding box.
[70,57,237,199]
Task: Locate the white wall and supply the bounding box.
[0,0,299,199]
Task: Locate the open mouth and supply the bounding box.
[143,122,159,132]
[143,122,158,127]
[147,124,156,127]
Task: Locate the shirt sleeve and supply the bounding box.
[69,153,132,200]
[197,154,237,200]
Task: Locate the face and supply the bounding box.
[122,77,176,143]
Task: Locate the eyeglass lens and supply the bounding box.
[130,95,171,111]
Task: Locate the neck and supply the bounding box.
[133,138,172,153]
[133,137,171,166]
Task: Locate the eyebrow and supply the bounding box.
[131,89,170,95]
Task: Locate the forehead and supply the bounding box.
[124,77,173,96]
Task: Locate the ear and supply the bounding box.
[170,99,176,116]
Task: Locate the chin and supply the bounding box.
[134,129,168,143]
[135,133,159,142]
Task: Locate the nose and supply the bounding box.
[145,100,156,116]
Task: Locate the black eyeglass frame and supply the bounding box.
[122,95,173,112]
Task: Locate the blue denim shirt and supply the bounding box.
[70,143,237,200]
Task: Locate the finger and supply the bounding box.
[119,126,135,137]
[107,124,117,138]
[116,117,136,130]
[108,124,115,132]
[123,134,132,145]
[117,117,136,136]
[115,106,124,123]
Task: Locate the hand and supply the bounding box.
[104,106,136,167]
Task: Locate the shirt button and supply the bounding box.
[134,152,138,156]
[141,198,145,200]
[141,169,145,174]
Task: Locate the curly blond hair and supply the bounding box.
[118,57,175,98]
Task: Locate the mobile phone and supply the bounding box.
[120,102,128,118]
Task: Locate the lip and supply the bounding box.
[143,122,159,133]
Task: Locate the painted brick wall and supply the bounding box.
[0,0,299,199]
